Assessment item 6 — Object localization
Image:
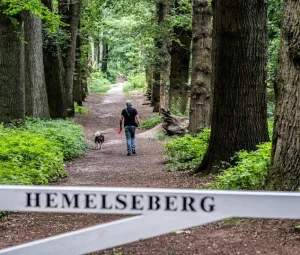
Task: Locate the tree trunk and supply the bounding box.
[74,34,83,106]
[152,70,161,112]
[188,0,212,133]
[43,36,66,119]
[145,66,153,101]
[42,0,65,119]
[24,12,50,118]
[169,0,192,115]
[152,2,164,113]
[197,0,269,173]
[267,1,300,191]
[59,0,80,117]
[0,12,25,123]
[93,39,100,66]
[159,1,171,112]
[101,38,108,73]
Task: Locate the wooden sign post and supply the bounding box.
[0,185,300,254]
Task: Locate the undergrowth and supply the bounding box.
[0,118,86,186]
[163,128,210,171]
[75,102,89,114]
[89,72,112,94]
[140,115,161,129]
[163,121,274,190]
[123,73,147,94]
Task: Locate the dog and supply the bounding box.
[94,131,104,150]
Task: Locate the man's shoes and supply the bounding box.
[127,152,131,156]
[132,150,136,154]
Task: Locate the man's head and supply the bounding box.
[126,100,132,107]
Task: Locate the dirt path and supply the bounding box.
[1,83,300,254]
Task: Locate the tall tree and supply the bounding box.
[74,33,83,106]
[24,12,50,118]
[0,11,25,123]
[42,0,65,119]
[267,0,300,191]
[188,0,212,133]
[159,0,171,111]
[59,0,80,117]
[152,2,164,112]
[197,0,269,173]
[101,36,108,73]
[169,0,192,115]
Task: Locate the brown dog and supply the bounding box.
[94,131,104,150]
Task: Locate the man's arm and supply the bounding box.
[135,115,140,127]
[120,115,124,130]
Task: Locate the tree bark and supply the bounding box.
[0,12,25,123]
[152,2,164,112]
[24,12,50,118]
[101,37,108,73]
[152,69,161,112]
[43,35,66,119]
[197,0,269,173]
[42,0,65,119]
[74,34,83,106]
[145,66,153,101]
[169,0,192,115]
[267,1,300,191]
[188,0,212,133]
[159,1,171,112]
[59,0,80,117]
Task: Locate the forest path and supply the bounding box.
[0,83,300,254]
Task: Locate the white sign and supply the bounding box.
[1,185,300,255]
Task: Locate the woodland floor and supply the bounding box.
[1,83,300,254]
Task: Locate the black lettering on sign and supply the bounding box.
[165,196,177,211]
[182,196,196,212]
[85,194,97,209]
[148,196,160,210]
[46,193,58,208]
[62,194,79,208]
[132,195,144,210]
[200,196,215,212]
[115,194,127,210]
[26,193,40,207]
[101,194,113,210]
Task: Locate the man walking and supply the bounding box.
[120,100,140,156]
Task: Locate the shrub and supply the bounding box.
[89,72,112,94]
[123,73,147,93]
[163,128,210,171]
[140,115,161,129]
[0,127,65,185]
[24,118,86,161]
[212,142,271,190]
[74,102,89,114]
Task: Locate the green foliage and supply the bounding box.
[163,129,210,171]
[170,0,192,30]
[89,72,112,94]
[23,118,86,161]
[0,118,86,187]
[211,121,274,190]
[0,125,65,185]
[0,0,62,32]
[212,143,271,190]
[123,73,147,93]
[267,0,283,114]
[140,115,161,129]
[74,102,89,114]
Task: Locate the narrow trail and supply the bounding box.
[0,83,300,254]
